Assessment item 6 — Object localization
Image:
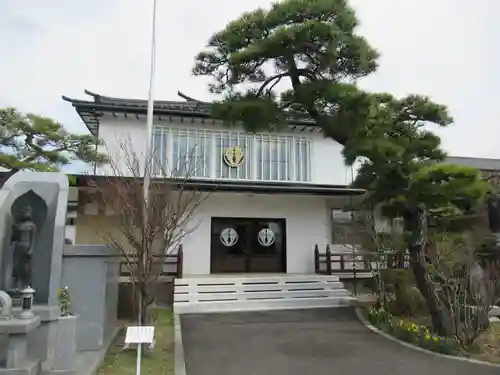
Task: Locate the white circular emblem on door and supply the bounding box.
[220,228,238,247]
[258,228,275,247]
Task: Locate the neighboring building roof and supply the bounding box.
[445,156,500,171]
[62,89,318,136]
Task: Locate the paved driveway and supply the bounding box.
[181,308,498,375]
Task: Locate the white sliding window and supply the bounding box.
[255,135,310,182]
[294,138,310,182]
[153,126,311,182]
[171,129,211,177]
[153,127,212,178]
[152,128,168,176]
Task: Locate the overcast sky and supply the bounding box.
[1,0,498,160]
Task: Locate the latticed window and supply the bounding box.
[254,135,310,182]
[171,129,211,177]
[153,128,212,178]
[152,126,311,182]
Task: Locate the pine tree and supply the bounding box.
[194,0,491,334]
[0,108,106,175]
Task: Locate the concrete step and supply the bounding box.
[175,281,346,294]
[175,274,340,286]
[174,296,355,314]
[174,288,351,303]
[174,274,354,314]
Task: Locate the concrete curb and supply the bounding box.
[354,307,500,368]
[174,314,187,375]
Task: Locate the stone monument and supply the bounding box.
[0,171,71,375]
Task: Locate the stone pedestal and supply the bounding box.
[29,306,59,375]
[50,316,78,375]
[0,316,40,375]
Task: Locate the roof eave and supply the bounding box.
[74,175,365,197]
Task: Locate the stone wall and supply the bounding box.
[61,245,119,351]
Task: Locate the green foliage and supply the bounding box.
[194,0,490,221]
[381,269,427,316]
[58,286,72,317]
[412,164,491,216]
[194,0,379,142]
[0,108,107,173]
[367,307,459,355]
[367,306,392,326]
[476,235,500,262]
[343,92,489,220]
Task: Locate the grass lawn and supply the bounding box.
[97,308,174,375]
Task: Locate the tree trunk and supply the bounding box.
[406,205,452,336]
[138,283,156,326]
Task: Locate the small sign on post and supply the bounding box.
[125,326,155,375]
[125,326,155,345]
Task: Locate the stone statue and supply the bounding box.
[9,205,37,291]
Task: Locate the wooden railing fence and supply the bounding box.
[119,244,184,282]
[314,244,409,276]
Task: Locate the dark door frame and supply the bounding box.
[210,217,287,273]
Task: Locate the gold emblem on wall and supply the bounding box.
[223,146,244,167]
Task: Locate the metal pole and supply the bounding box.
[137,1,157,375]
[135,337,142,375]
[143,0,157,203]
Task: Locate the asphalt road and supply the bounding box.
[181,307,499,375]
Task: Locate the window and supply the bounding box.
[153,128,212,178]
[152,126,311,182]
[294,138,310,182]
[255,135,310,182]
[152,129,168,176]
[255,135,292,181]
[171,129,212,177]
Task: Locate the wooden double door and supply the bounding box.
[210,217,286,273]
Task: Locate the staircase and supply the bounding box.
[173,274,355,314]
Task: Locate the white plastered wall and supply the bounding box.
[181,192,330,275]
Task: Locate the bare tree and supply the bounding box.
[89,139,207,324]
[334,207,391,305]
[428,231,500,346]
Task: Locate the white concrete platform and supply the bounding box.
[174,274,355,314]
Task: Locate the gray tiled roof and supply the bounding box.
[445,156,500,171]
[62,89,317,136]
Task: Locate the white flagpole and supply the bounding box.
[137,1,157,375]
[143,0,157,204]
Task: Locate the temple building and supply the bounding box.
[62,90,365,277]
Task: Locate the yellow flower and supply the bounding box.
[433,337,439,342]
[425,334,431,340]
